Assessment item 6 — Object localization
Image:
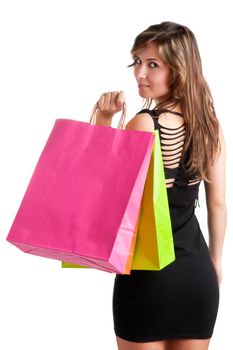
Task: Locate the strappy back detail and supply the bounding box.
[136,108,201,189]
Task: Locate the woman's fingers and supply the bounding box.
[117,90,125,109]
[103,92,111,109]
[98,93,106,108]
[97,90,125,118]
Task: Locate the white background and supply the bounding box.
[0,0,232,349]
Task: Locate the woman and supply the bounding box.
[96,22,227,350]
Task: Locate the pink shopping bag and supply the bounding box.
[6,103,154,274]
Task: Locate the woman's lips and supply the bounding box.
[138,84,150,89]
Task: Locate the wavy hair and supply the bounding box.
[128,21,220,182]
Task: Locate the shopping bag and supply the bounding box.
[62,130,175,271]
[6,103,155,274]
[131,129,175,270]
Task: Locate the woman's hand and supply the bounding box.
[96,90,125,119]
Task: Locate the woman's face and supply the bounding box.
[133,42,171,102]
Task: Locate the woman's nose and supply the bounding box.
[135,65,147,79]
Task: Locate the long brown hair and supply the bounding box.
[128,21,220,182]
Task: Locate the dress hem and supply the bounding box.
[114,328,213,342]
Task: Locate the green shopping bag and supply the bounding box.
[62,130,175,271]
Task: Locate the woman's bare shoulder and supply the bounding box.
[125,112,155,132]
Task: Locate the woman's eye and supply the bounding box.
[133,57,141,65]
[149,62,158,68]
[132,58,158,68]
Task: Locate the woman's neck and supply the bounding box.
[155,101,183,114]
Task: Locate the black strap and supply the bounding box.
[136,109,155,117]
[136,108,183,116]
[136,108,183,119]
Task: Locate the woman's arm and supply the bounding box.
[204,123,227,286]
[93,91,155,132]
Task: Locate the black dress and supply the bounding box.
[112,108,219,342]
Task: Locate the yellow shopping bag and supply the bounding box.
[131,130,175,270]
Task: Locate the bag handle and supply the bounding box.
[89,102,127,129]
